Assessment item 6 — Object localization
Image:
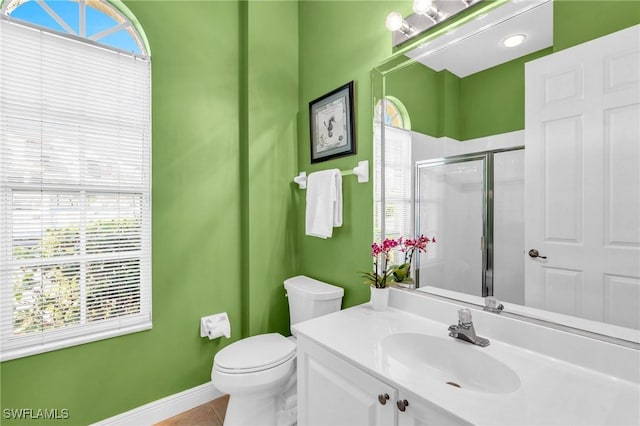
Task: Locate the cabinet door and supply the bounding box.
[297,337,397,426]
[396,393,469,426]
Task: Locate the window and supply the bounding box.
[0,0,151,361]
[374,98,412,264]
[2,0,147,56]
[374,96,411,130]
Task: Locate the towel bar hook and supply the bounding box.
[293,172,307,189]
[352,160,369,183]
[293,160,369,189]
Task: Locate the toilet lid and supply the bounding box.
[214,333,296,373]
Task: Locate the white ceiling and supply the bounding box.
[406,0,553,78]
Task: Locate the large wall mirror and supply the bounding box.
[373,0,640,345]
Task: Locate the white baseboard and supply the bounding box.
[92,382,223,425]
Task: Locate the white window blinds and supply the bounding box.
[0,19,151,361]
[374,123,413,265]
[383,126,413,240]
[374,125,413,234]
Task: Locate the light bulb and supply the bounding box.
[413,0,433,15]
[502,34,526,47]
[385,11,404,32]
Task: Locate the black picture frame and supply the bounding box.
[309,81,356,163]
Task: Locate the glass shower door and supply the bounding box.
[416,155,487,296]
[493,149,525,304]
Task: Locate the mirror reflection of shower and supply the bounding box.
[415,148,524,303]
[376,111,526,302]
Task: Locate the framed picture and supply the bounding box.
[309,81,355,163]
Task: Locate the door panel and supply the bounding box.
[542,116,583,243]
[542,268,583,317]
[603,275,640,328]
[604,104,640,247]
[525,25,640,328]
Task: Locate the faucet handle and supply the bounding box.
[458,308,472,325]
[484,296,504,313]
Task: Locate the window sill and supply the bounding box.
[0,321,152,362]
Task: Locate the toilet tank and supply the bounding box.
[284,276,344,332]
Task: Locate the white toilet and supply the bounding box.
[211,275,344,426]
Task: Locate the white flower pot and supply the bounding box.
[370,286,390,311]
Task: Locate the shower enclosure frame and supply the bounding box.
[414,146,524,297]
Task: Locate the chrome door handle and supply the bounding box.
[528,249,547,259]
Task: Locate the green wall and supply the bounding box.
[554,0,640,52]
[459,48,552,140]
[386,48,552,140]
[440,70,462,140]
[297,1,399,309]
[1,0,638,424]
[245,1,299,337]
[386,62,440,136]
[0,1,298,424]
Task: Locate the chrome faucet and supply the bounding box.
[448,308,490,347]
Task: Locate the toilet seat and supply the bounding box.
[214,333,296,374]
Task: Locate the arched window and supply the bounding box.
[0,0,151,360]
[1,0,149,57]
[374,97,413,265]
[374,96,411,130]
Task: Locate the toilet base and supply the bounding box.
[223,373,296,426]
[224,393,277,426]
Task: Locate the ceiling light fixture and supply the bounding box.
[386,0,486,47]
[385,11,415,37]
[502,33,526,47]
[413,0,445,23]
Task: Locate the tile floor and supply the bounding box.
[154,395,229,426]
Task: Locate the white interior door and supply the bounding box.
[524,25,640,329]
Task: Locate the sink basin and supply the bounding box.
[378,333,521,394]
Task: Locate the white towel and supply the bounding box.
[305,169,343,239]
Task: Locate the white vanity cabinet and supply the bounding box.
[293,296,639,426]
[297,335,465,426]
[395,392,469,426]
[297,335,396,425]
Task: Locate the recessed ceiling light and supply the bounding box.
[502,34,527,47]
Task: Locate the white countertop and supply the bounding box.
[293,300,640,426]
